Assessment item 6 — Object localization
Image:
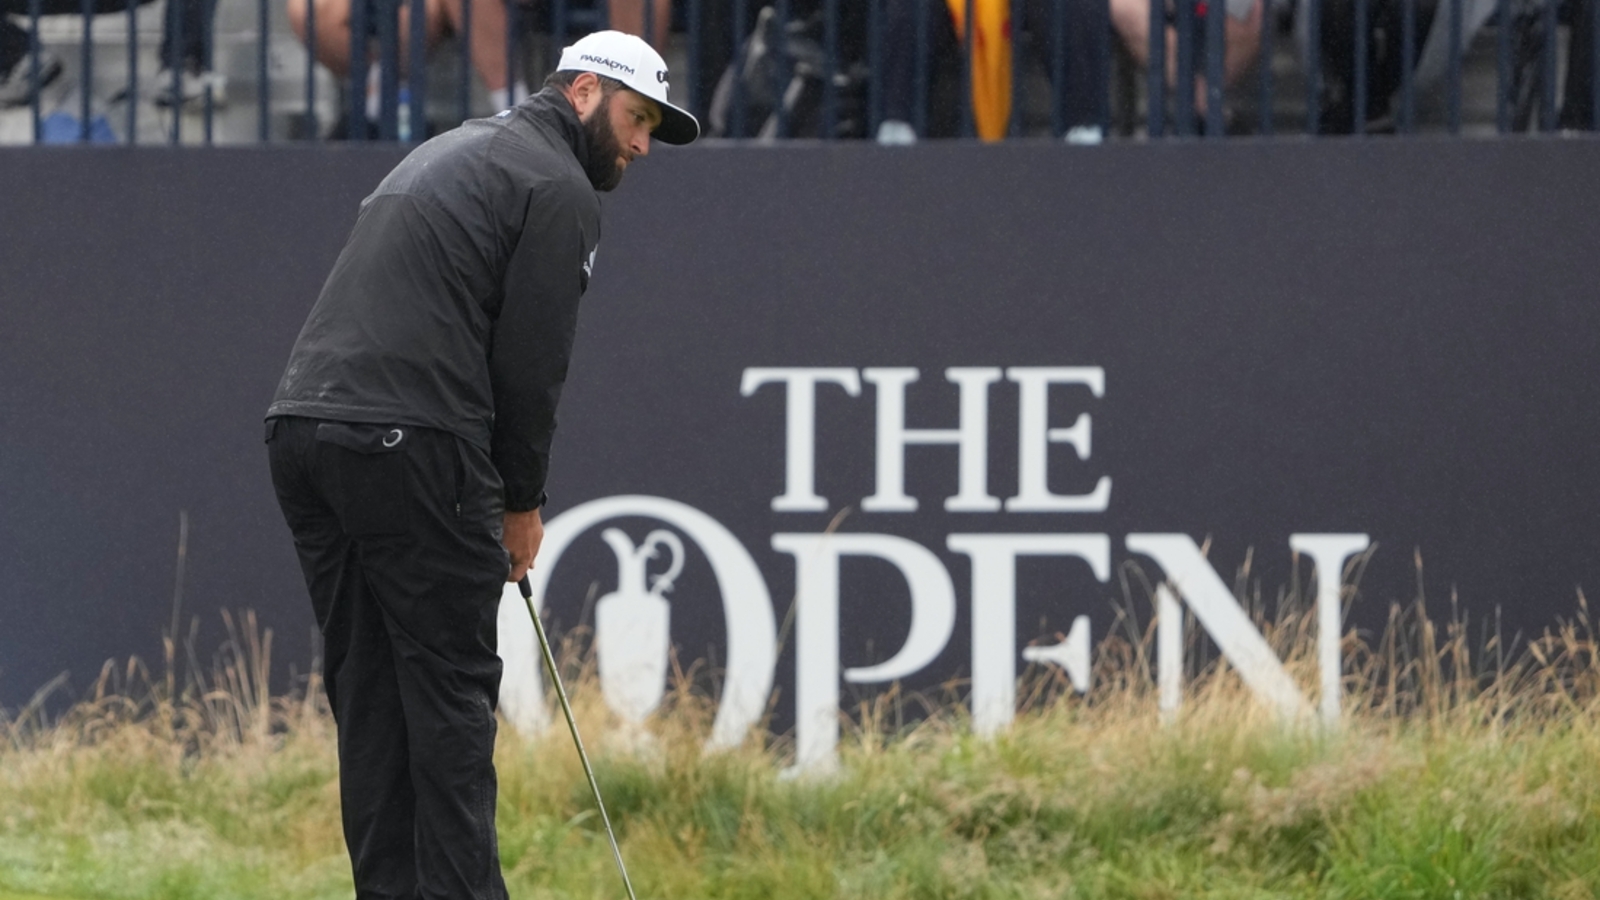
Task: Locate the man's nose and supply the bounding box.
[633,131,650,158]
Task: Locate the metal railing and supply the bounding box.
[3,0,1594,144]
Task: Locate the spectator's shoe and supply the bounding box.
[0,51,64,108]
[153,69,228,110]
[1064,125,1104,145]
[876,120,917,146]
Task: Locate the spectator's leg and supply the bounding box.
[1109,0,1257,114]
[1316,0,1355,131]
[1220,0,1261,86]
[437,0,513,96]
[0,18,29,75]
[608,0,671,49]
[157,0,214,73]
[883,0,918,126]
[1559,0,1594,129]
[880,0,961,137]
[1026,0,1113,133]
[290,0,360,77]
[1108,0,1157,68]
[188,0,218,71]
[289,0,449,78]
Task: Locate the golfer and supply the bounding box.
[264,31,696,899]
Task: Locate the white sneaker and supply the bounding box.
[153,69,227,109]
[1064,125,1104,145]
[876,119,918,146]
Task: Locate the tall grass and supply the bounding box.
[3,564,1599,900]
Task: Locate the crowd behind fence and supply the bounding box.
[0,0,1594,145]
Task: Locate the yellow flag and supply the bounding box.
[944,0,1013,141]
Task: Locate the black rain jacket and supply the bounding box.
[267,89,604,511]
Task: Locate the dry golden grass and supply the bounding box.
[3,556,1599,899]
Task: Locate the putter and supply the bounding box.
[518,574,639,900]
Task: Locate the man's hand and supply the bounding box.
[503,508,545,583]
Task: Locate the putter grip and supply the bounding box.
[518,574,532,600]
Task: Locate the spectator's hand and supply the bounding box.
[504,508,544,582]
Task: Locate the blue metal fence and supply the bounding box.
[4,0,1595,144]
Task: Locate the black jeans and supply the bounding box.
[267,415,510,900]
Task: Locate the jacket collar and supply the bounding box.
[519,87,606,190]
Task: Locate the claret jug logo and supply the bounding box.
[498,496,777,752]
[497,367,1373,773]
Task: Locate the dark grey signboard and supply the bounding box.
[2,141,1597,749]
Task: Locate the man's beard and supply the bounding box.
[582,103,626,192]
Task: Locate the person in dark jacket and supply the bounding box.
[264,29,697,899]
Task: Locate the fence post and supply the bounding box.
[1258,0,1275,134]
[1306,0,1321,133]
[1146,0,1164,136]
[1354,0,1368,134]
[1400,0,1414,131]
[129,0,139,143]
[1205,0,1224,136]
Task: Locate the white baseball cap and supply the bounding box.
[556,30,700,145]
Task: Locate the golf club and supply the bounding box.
[517,574,639,900]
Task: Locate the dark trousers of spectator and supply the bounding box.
[160,0,217,73]
[267,416,510,900]
[1317,0,1437,132]
[1560,0,1595,129]
[883,0,964,134]
[0,0,209,74]
[1,0,134,74]
[1022,0,1109,131]
[883,0,1110,136]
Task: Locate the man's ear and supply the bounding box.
[565,72,605,119]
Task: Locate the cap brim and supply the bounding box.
[651,99,699,145]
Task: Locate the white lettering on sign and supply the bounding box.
[945,533,1109,736]
[739,366,1110,515]
[861,367,1003,513]
[771,532,957,773]
[740,368,861,512]
[1005,367,1111,512]
[490,365,1375,775]
[1128,533,1370,726]
[1291,533,1372,724]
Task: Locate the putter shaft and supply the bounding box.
[519,575,640,900]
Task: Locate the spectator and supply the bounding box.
[0,0,217,111]
[287,0,527,136]
[1108,0,1263,131]
[0,0,155,107]
[878,0,1109,143]
[286,0,676,138]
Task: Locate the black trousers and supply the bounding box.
[267,415,510,900]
